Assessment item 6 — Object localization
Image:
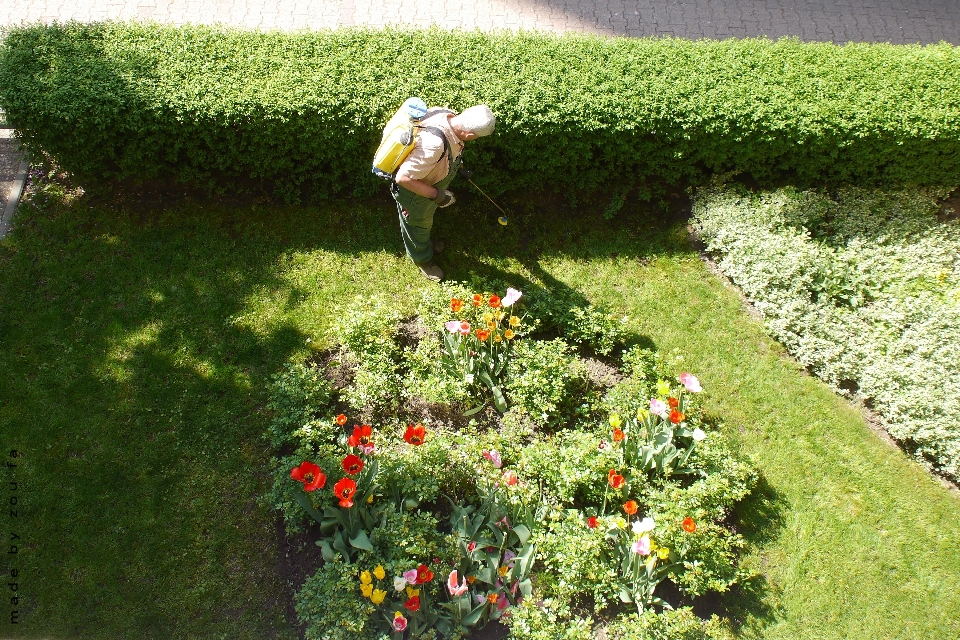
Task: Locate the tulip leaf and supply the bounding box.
[459,594,472,616]
[463,603,487,626]
[463,403,485,416]
[619,587,634,603]
[292,489,325,526]
[512,524,531,545]
[317,539,336,562]
[477,567,494,584]
[333,531,350,559]
[349,529,373,551]
[491,385,507,413]
[519,578,533,597]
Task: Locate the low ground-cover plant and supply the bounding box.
[692,182,960,480]
[263,283,756,639]
[3,23,960,204]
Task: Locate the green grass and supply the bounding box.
[1,178,958,639]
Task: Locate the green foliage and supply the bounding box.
[693,183,960,479]
[3,24,960,203]
[265,361,334,447]
[604,608,733,640]
[295,560,383,640]
[331,295,404,415]
[505,338,590,429]
[507,596,596,640]
[565,306,629,356]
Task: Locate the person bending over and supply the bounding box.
[391,104,495,281]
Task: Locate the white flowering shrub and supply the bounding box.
[692,183,960,479]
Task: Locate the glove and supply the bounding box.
[457,167,474,180]
[433,189,456,208]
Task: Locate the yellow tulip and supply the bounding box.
[657,547,670,560]
[371,589,387,605]
[360,571,372,585]
[373,565,386,580]
[405,586,419,598]
[504,329,515,340]
[360,583,373,598]
[609,413,622,428]
[509,316,520,327]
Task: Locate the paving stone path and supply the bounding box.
[2,0,959,44]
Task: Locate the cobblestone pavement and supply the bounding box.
[2,0,959,44]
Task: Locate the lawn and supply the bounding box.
[1,175,958,638]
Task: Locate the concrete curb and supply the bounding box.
[0,128,29,241]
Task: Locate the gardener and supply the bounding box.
[391,105,496,282]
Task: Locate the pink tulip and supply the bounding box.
[650,398,667,416]
[679,372,702,393]
[458,321,471,335]
[392,613,408,632]
[445,320,460,333]
[402,569,418,584]
[502,288,522,307]
[447,570,468,596]
[632,537,651,556]
[482,449,503,468]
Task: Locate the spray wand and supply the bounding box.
[458,167,509,225]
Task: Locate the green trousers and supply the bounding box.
[391,155,461,264]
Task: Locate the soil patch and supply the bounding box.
[274,517,326,639]
[581,356,624,388]
[397,315,431,351]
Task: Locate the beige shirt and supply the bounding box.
[395,109,464,186]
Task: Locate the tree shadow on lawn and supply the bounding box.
[709,474,788,633]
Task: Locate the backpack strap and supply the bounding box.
[418,125,453,173]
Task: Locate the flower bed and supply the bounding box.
[262,284,756,639]
[692,183,960,480]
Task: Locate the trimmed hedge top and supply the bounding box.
[1,23,959,201]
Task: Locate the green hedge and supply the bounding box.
[1,23,959,202]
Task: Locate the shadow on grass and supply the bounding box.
[711,474,788,633]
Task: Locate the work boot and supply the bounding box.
[416,261,444,282]
[432,239,445,254]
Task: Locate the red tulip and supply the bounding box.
[608,469,626,490]
[669,409,685,424]
[623,500,638,516]
[404,423,426,446]
[404,596,420,612]
[333,477,357,508]
[347,424,374,448]
[290,462,326,492]
[416,564,434,584]
[342,454,364,475]
[335,414,347,425]
[586,516,598,529]
[682,517,697,533]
